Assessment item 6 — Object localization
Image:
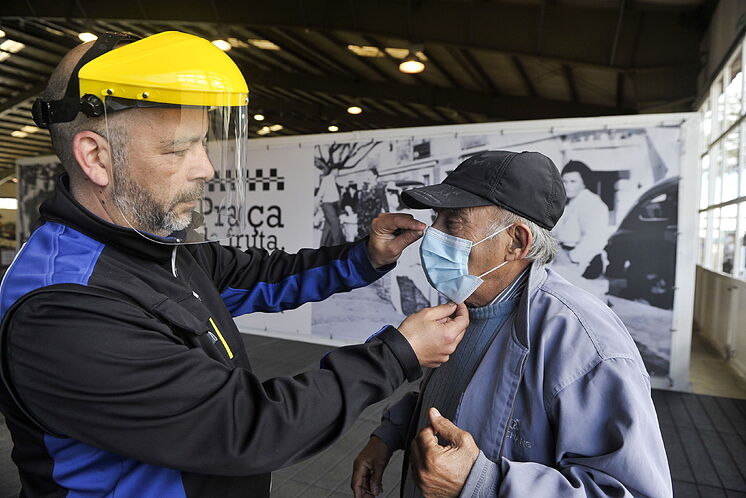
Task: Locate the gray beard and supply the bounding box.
[112,166,203,236]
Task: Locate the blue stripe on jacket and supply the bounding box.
[220,240,383,316]
[0,221,186,497]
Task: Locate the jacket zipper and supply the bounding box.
[497,351,528,460]
[171,246,234,360]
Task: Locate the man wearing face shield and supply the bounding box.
[352,151,671,498]
[0,32,469,498]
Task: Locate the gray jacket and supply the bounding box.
[374,264,672,497]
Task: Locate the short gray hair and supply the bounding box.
[40,41,130,184]
[488,206,558,265]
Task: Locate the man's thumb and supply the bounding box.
[429,407,462,443]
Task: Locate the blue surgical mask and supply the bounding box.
[419,225,510,304]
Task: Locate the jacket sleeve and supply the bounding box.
[5,290,421,476]
[205,238,393,316]
[371,391,419,451]
[460,358,672,498]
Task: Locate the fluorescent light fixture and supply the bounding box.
[78,32,98,43]
[20,125,39,133]
[227,37,249,48]
[257,126,270,136]
[269,124,283,132]
[347,45,385,57]
[347,105,363,115]
[0,52,10,62]
[0,198,17,209]
[0,29,5,38]
[328,124,339,132]
[247,39,280,51]
[0,39,25,53]
[10,130,28,138]
[212,39,232,51]
[253,113,265,121]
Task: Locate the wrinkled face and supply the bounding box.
[562,171,585,199]
[111,108,214,235]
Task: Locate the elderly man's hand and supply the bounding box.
[367,213,426,268]
[410,408,480,498]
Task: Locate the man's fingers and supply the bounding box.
[351,462,370,498]
[426,302,458,320]
[370,461,385,495]
[375,213,426,234]
[428,407,465,445]
[447,303,470,329]
[386,228,424,254]
[417,426,440,451]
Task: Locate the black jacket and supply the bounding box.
[0,176,421,497]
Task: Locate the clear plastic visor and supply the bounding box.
[101,95,250,244]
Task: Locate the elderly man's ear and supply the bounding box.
[507,223,532,261]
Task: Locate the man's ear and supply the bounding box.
[72,130,112,188]
[508,223,532,261]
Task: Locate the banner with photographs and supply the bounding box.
[16,113,698,389]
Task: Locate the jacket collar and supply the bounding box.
[39,174,177,262]
[512,262,548,350]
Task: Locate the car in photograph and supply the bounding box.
[605,176,679,310]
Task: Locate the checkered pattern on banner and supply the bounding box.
[207,168,285,192]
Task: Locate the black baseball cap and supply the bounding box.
[400,150,566,230]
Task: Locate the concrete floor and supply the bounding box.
[1,333,746,497]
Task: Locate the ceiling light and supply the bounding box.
[269,124,283,132]
[247,39,281,51]
[212,39,232,51]
[347,105,363,115]
[11,131,28,138]
[0,198,17,210]
[20,125,39,133]
[0,30,5,39]
[0,39,25,53]
[253,113,265,121]
[257,126,270,136]
[399,56,425,74]
[0,52,10,62]
[78,32,98,43]
[347,45,385,58]
[328,124,339,132]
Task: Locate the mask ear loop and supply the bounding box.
[473,225,512,278]
[472,225,510,247]
[478,260,509,278]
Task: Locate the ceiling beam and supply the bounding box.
[563,65,579,103]
[0,0,704,74]
[0,82,46,117]
[242,62,631,119]
[512,57,538,98]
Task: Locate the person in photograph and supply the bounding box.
[552,160,610,279]
[316,165,345,245]
[351,150,671,498]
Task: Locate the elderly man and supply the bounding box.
[0,32,469,498]
[352,150,672,498]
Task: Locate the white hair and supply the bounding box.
[487,206,558,265]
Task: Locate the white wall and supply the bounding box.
[694,265,746,382]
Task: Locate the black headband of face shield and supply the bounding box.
[31,32,141,129]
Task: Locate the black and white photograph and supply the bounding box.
[308,125,682,378]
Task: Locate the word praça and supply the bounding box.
[203,200,284,229]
